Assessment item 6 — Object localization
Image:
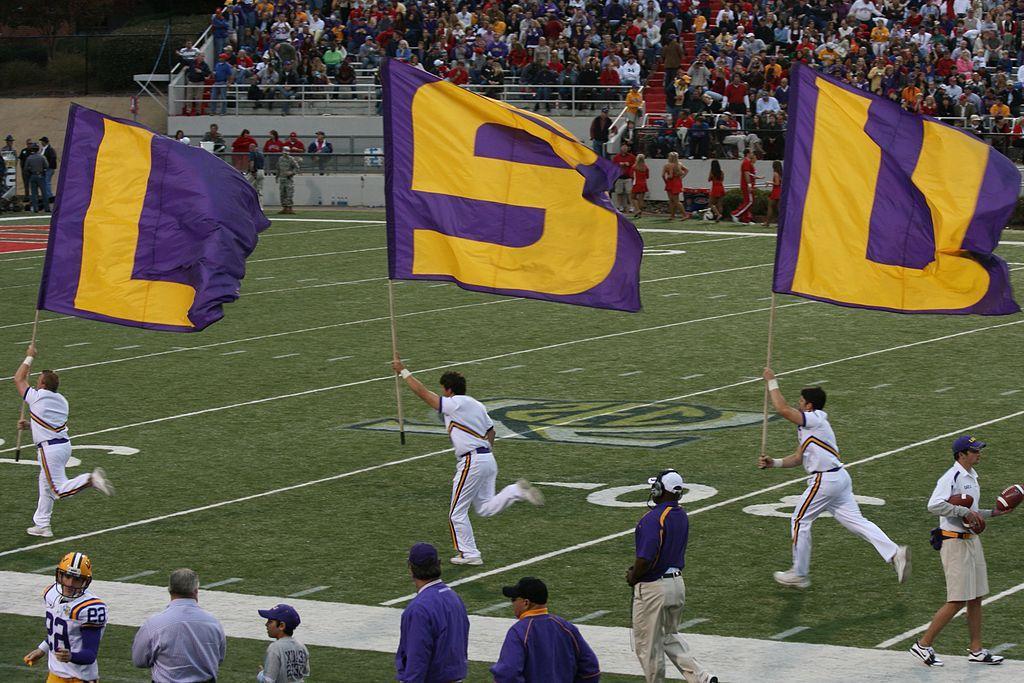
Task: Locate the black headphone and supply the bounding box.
[648,469,681,499]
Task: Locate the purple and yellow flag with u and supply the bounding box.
[38,105,269,332]
[775,65,1019,315]
[382,60,643,311]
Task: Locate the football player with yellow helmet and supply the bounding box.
[23,552,108,683]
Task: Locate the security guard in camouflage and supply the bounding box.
[277,147,300,215]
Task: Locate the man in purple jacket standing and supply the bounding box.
[491,577,601,682]
[396,543,469,683]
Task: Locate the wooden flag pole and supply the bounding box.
[759,292,778,458]
[14,309,42,462]
[387,280,406,445]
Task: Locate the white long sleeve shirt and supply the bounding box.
[927,461,991,534]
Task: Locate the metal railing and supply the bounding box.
[170,82,637,117]
[213,152,384,174]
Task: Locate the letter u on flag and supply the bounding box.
[38,105,270,332]
[775,64,1020,315]
[382,60,643,311]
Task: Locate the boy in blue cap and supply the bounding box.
[257,603,310,682]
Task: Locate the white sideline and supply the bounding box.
[1,571,1019,682]
[0,260,778,381]
[247,245,386,263]
[876,581,1024,649]
[0,315,1019,558]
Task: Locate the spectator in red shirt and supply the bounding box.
[263,130,284,154]
[446,62,470,85]
[611,143,637,213]
[231,128,258,173]
[724,75,749,114]
[283,132,305,153]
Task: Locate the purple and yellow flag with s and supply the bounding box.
[382,60,643,311]
[775,65,1019,315]
[38,105,269,332]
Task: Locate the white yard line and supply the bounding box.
[643,262,772,284]
[771,626,810,641]
[381,408,1024,606]
[474,601,511,615]
[679,618,709,629]
[204,577,244,588]
[680,373,704,380]
[327,355,353,362]
[6,571,1021,682]
[0,298,523,382]
[272,353,300,359]
[572,610,610,624]
[870,383,892,389]
[0,301,808,454]
[639,228,776,237]
[288,585,331,598]
[876,580,1024,649]
[261,222,381,237]
[266,218,385,224]
[112,570,157,582]
[1000,389,1021,396]
[248,246,386,263]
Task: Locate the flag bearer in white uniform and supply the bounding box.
[758,368,909,588]
[13,344,114,538]
[392,360,544,566]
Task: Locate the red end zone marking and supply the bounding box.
[0,226,48,253]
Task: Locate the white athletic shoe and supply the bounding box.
[91,468,115,496]
[910,641,944,667]
[450,555,483,566]
[698,673,719,683]
[730,214,740,223]
[517,479,545,507]
[893,545,911,583]
[773,569,811,589]
[26,526,53,538]
[967,648,1005,665]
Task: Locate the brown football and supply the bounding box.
[948,494,974,508]
[965,514,986,534]
[996,484,1024,512]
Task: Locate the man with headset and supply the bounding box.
[627,469,717,683]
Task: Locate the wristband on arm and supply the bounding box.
[767,379,779,391]
[400,368,412,379]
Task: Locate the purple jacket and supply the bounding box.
[396,581,469,683]
[491,609,600,683]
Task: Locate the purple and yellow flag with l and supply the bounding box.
[775,64,1020,315]
[382,60,643,311]
[38,105,269,332]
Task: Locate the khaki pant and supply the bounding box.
[632,576,711,683]
[941,535,989,602]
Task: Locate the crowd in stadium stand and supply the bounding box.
[180,0,1024,161]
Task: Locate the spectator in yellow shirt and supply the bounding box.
[870,20,890,58]
[991,101,1011,118]
[625,85,644,123]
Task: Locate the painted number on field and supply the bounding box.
[0,442,139,467]
[742,494,886,519]
[537,481,718,508]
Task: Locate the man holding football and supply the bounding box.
[910,435,1018,667]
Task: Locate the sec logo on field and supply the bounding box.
[349,398,770,448]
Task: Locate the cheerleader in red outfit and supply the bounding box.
[708,159,725,221]
[631,154,650,218]
[662,152,688,220]
[765,161,782,226]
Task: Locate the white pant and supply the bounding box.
[34,441,92,528]
[449,451,524,559]
[632,576,711,683]
[790,469,898,576]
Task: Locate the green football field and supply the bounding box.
[1,209,1023,681]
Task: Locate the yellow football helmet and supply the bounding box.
[55,552,93,599]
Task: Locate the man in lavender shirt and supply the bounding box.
[131,568,226,683]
